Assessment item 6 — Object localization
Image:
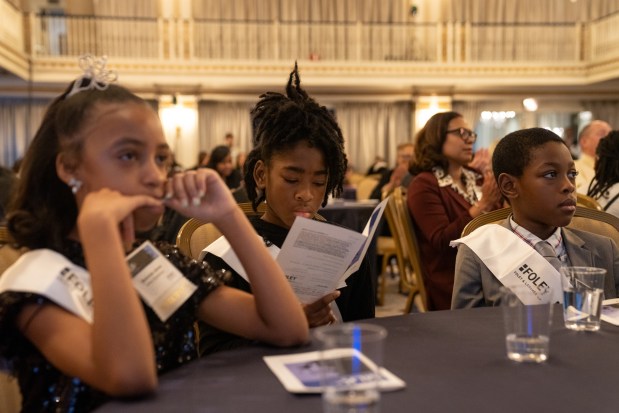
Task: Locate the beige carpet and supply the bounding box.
[376,271,409,318]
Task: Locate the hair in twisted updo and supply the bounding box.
[588,130,619,198]
[244,63,348,211]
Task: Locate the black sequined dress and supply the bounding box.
[0,240,227,413]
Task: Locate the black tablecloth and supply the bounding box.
[96,306,619,413]
[319,201,379,233]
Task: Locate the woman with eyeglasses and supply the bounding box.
[406,111,502,310]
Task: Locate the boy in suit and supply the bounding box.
[451,127,619,308]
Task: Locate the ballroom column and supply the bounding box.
[159,95,199,169]
[413,95,452,135]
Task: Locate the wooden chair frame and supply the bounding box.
[461,206,619,247]
[576,193,603,211]
[387,187,428,313]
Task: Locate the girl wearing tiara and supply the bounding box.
[0,57,308,412]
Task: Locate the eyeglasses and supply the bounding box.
[446,128,477,142]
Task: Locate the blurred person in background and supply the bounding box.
[407,111,502,310]
[575,120,612,193]
[588,130,619,217]
[204,145,241,190]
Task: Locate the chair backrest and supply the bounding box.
[0,228,26,413]
[356,175,380,200]
[0,372,21,413]
[461,206,619,246]
[569,206,619,245]
[176,219,222,259]
[176,202,326,259]
[390,187,428,311]
[576,193,603,211]
[237,201,267,216]
[461,208,511,237]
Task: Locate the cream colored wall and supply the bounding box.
[66,0,94,15]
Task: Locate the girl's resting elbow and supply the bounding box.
[106,372,158,397]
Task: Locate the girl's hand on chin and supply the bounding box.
[164,169,237,224]
[77,188,164,248]
[79,188,163,225]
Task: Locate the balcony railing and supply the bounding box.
[22,13,619,65]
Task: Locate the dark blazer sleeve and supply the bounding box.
[452,243,508,309]
[564,228,619,300]
[452,244,485,309]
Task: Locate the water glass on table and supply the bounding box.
[500,286,553,363]
[314,323,387,413]
[560,266,606,332]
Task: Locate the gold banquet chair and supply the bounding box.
[175,202,269,259]
[0,227,24,413]
[461,206,619,246]
[376,233,397,306]
[176,219,222,260]
[576,193,603,211]
[356,175,380,201]
[375,190,398,306]
[388,187,428,313]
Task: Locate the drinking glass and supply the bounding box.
[501,286,553,363]
[560,266,606,331]
[314,323,386,413]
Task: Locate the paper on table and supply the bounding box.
[601,298,619,326]
[263,349,406,394]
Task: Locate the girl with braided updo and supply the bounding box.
[588,131,619,217]
[202,64,375,332]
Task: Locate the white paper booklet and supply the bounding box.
[263,348,406,394]
[202,197,388,304]
[273,197,388,303]
[601,298,619,326]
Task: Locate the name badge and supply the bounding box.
[127,241,197,322]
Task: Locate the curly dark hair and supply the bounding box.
[492,127,565,180]
[6,80,148,251]
[588,130,619,198]
[244,63,347,211]
[408,111,462,176]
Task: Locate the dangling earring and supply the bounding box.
[68,177,83,194]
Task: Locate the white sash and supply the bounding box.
[200,234,279,283]
[0,249,94,322]
[0,241,197,323]
[450,224,563,304]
